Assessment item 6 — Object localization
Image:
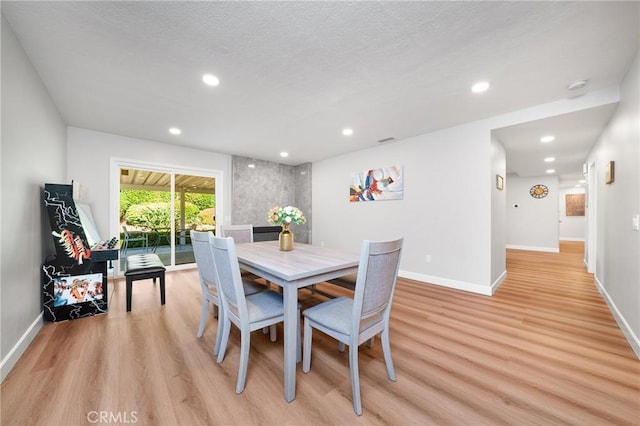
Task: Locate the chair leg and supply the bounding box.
[213,307,224,357]
[349,345,363,416]
[269,325,277,342]
[212,304,218,319]
[381,326,396,381]
[197,299,208,338]
[367,336,374,348]
[302,318,312,373]
[236,327,251,394]
[217,318,231,363]
[338,342,345,353]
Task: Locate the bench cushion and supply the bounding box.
[125,254,166,275]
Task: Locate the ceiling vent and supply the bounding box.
[377,137,396,143]
[567,79,588,91]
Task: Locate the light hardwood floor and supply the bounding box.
[2,242,638,425]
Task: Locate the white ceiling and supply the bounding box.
[2,1,638,186]
[494,103,619,185]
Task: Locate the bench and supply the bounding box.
[124,253,166,312]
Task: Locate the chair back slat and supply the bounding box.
[220,224,254,244]
[190,230,217,293]
[210,236,246,316]
[353,238,403,326]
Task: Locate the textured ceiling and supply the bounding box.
[2,1,638,186]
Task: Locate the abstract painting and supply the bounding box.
[350,165,403,202]
[566,193,585,216]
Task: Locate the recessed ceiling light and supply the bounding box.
[342,128,354,136]
[471,81,490,93]
[202,74,220,86]
[169,127,181,135]
[544,157,556,163]
[575,184,582,187]
[579,179,586,183]
[546,169,555,174]
[280,152,289,158]
[567,79,588,91]
[540,135,555,143]
[248,164,256,169]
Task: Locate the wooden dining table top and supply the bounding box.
[234,240,359,284]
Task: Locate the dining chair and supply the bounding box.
[302,237,403,415]
[190,230,266,355]
[210,235,301,394]
[121,225,148,255]
[220,223,269,289]
[219,224,254,244]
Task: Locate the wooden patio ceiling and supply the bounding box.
[120,169,214,193]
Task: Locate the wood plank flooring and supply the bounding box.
[2,241,638,425]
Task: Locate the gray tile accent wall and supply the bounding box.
[232,156,311,244]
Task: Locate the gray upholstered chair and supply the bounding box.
[219,224,253,244]
[220,223,269,288]
[190,230,265,355]
[210,235,301,394]
[302,238,403,415]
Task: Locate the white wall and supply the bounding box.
[1,16,67,381]
[491,137,507,290]
[506,175,559,252]
[587,50,640,357]
[314,122,494,295]
[312,87,621,296]
[66,127,233,249]
[559,187,586,241]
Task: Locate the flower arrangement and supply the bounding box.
[268,205,306,226]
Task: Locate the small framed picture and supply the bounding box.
[605,161,615,184]
[496,174,504,190]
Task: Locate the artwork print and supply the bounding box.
[566,194,585,216]
[53,273,104,307]
[350,165,403,202]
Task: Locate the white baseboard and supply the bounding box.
[491,270,508,295]
[560,237,585,242]
[399,270,493,296]
[1,312,43,383]
[594,276,640,359]
[506,244,560,253]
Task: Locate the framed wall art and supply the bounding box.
[349,165,403,202]
[566,193,585,216]
[605,161,615,184]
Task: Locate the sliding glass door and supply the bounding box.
[173,173,216,266]
[115,161,218,272]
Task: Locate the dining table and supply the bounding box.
[234,240,360,403]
